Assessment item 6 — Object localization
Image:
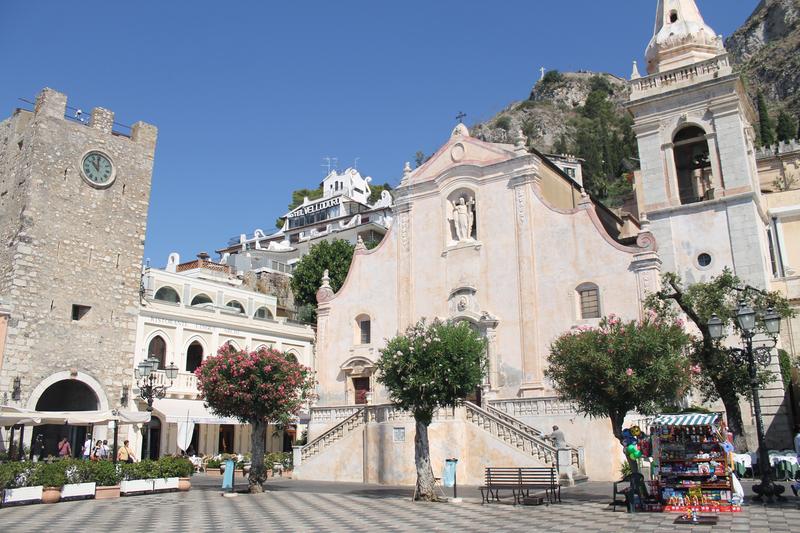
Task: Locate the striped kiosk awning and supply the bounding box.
[653,413,720,427]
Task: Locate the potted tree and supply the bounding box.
[31,462,66,504]
[90,461,122,499]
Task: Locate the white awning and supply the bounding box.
[153,398,243,425]
[0,405,150,426]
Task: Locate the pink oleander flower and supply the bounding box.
[626,368,634,377]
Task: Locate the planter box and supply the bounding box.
[152,477,179,492]
[61,482,96,500]
[94,485,120,499]
[206,468,221,476]
[3,486,43,504]
[120,479,154,495]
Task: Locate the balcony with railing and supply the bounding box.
[630,54,733,101]
[136,370,200,399]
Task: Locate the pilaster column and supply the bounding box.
[705,133,724,193]
[663,143,680,206]
[629,248,662,319]
[511,175,543,393]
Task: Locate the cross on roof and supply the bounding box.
[455,111,467,124]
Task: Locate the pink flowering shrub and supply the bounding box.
[196,345,314,425]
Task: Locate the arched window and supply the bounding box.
[577,283,601,320]
[254,307,273,320]
[223,340,240,352]
[285,351,299,363]
[226,300,245,313]
[154,286,181,304]
[355,314,371,345]
[191,293,213,306]
[147,335,167,370]
[186,341,204,373]
[673,126,712,205]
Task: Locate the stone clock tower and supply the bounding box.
[0,88,157,445]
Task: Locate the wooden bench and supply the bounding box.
[480,467,560,505]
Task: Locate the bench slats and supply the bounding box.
[480,467,561,505]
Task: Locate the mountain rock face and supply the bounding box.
[726,0,800,115]
[471,72,629,151]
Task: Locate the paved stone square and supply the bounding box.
[1,476,798,532]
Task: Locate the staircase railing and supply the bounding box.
[300,407,365,462]
[464,401,558,466]
[484,403,584,473]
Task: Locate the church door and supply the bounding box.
[353,377,370,405]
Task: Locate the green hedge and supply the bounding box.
[0,457,193,489]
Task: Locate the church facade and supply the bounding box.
[295,0,800,484]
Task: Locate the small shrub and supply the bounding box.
[0,461,32,489]
[541,70,564,85]
[155,456,194,478]
[206,458,222,469]
[494,116,512,131]
[85,460,122,486]
[30,462,68,488]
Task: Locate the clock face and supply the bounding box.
[81,151,115,187]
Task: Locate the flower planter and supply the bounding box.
[152,477,180,492]
[2,486,43,505]
[61,482,96,500]
[206,468,221,476]
[120,479,154,495]
[94,485,120,499]
[42,487,61,504]
[178,477,191,491]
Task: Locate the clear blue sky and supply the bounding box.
[0,1,757,266]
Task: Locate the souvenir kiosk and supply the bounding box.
[651,413,740,513]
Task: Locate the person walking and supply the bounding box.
[117,440,136,463]
[81,434,93,460]
[57,436,72,458]
[547,425,567,449]
[100,440,110,460]
[90,439,103,461]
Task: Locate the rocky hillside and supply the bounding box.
[726,0,800,116]
[471,72,629,151]
[469,0,799,207]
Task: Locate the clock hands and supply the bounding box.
[92,155,100,171]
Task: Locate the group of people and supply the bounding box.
[54,435,137,463]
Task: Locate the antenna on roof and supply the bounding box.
[321,157,333,175]
[354,157,360,170]
[331,157,338,171]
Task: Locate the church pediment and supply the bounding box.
[406,125,522,185]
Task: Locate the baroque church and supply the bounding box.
[294,0,800,484]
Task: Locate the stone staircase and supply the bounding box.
[297,401,586,481]
[300,407,366,462]
[465,401,586,477]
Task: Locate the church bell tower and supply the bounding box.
[628,0,770,290]
[628,1,790,448]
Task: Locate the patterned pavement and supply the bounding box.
[1,475,798,532]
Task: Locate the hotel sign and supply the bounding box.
[287,196,341,218]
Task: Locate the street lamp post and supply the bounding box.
[134,356,178,461]
[708,299,784,502]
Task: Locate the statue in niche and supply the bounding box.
[450,195,476,242]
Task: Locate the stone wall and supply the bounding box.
[0,88,157,410]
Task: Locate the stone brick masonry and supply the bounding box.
[0,88,157,409]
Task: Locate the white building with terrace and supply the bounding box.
[128,253,315,460]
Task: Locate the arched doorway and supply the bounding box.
[145,416,162,459]
[32,379,99,458]
[148,335,167,370]
[186,341,204,373]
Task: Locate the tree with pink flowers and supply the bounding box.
[195,345,314,493]
[546,314,691,474]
